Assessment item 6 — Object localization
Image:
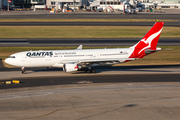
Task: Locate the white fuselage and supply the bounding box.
[5,48,134,68]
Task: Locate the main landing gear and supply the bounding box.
[85,67,96,73]
[21,67,26,74]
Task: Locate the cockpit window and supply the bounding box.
[8,56,15,58]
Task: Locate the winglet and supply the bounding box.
[76,45,83,50]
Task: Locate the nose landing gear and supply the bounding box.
[21,67,26,74]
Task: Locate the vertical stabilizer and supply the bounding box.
[130,22,164,58]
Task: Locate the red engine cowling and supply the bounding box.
[63,64,81,72]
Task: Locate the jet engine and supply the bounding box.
[63,64,82,72]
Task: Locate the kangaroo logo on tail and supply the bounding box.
[129,22,164,58]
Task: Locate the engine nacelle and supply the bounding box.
[63,64,81,72]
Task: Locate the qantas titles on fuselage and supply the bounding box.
[5,22,164,73]
[26,52,53,58]
[25,51,128,58]
[26,51,78,57]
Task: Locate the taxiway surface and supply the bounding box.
[1,81,180,120]
[1,73,180,89]
[0,21,179,26]
[0,38,180,47]
[1,13,180,20]
[1,61,180,120]
[1,60,180,89]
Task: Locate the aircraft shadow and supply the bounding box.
[12,64,180,73]
[72,64,180,74]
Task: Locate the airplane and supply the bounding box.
[5,22,164,74]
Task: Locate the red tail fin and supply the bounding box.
[130,22,164,58]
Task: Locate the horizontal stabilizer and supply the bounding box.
[145,48,161,54]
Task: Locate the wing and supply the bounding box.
[60,58,136,65]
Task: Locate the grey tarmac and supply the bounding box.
[1,62,180,120]
[1,80,180,120]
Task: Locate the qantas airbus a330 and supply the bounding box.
[5,22,164,74]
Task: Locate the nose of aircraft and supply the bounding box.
[5,58,11,65]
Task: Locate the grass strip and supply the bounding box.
[0,26,180,38]
[1,46,180,67]
[0,19,177,22]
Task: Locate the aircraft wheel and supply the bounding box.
[85,69,91,73]
[22,70,26,74]
[90,69,96,73]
